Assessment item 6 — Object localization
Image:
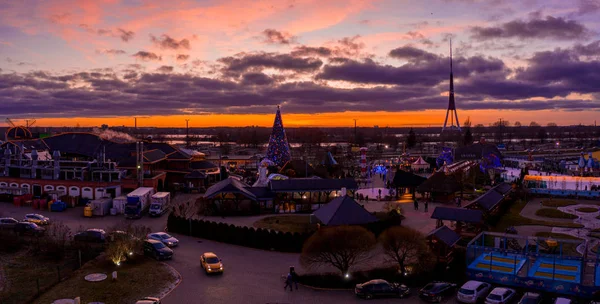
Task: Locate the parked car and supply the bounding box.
[0,217,19,230]
[144,239,173,260]
[147,232,179,247]
[419,281,457,303]
[355,279,410,299]
[554,298,572,304]
[200,252,223,274]
[14,222,45,236]
[485,287,516,304]
[518,292,542,304]
[457,280,491,303]
[23,214,50,225]
[74,229,107,243]
[135,297,160,304]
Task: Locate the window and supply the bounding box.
[153,242,166,249]
[71,187,78,191]
[205,257,219,264]
[460,288,475,295]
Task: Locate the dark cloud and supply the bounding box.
[576,0,600,16]
[319,49,507,86]
[157,66,174,73]
[78,25,135,42]
[389,46,439,62]
[471,15,588,40]
[290,46,333,57]
[219,52,322,76]
[2,43,600,118]
[176,54,190,61]
[132,51,161,61]
[336,35,364,56]
[241,72,274,86]
[573,40,600,57]
[150,34,191,50]
[261,29,296,45]
[117,28,135,42]
[97,49,127,55]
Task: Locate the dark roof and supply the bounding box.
[245,186,275,199]
[280,159,315,177]
[191,160,218,170]
[417,172,461,194]
[427,225,461,247]
[42,133,106,158]
[167,150,191,160]
[392,169,427,188]
[144,142,178,155]
[454,142,503,161]
[430,207,483,223]
[184,170,207,179]
[465,182,512,212]
[270,178,358,192]
[143,149,167,163]
[313,195,378,226]
[493,182,513,195]
[204,178,256,200]
[466,189,505,212]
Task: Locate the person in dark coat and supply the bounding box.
[290,266,299,290]
[413,198,419,211]
[424,200,429,212]
[284,273,293,291]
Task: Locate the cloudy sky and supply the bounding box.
[1,0,600,127]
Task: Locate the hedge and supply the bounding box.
[167,213,311,252]
[167,213,401,253]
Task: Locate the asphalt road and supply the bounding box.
[1,203,461,304]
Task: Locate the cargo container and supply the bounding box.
[90,197,113,216]
[125,187,154,219]
[112,196,128,214]
[149,192,171,217]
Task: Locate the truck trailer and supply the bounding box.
[149,192,171,217]
[125,187,155,219]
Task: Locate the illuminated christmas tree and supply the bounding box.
[266,106,291,166]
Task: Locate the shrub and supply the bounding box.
[535,208,577,219]
[576,207,598,213]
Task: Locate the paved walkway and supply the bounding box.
[519,198,576,223]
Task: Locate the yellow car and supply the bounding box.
[200,252,223,274]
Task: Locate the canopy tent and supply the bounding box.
[411,156,430,170]
[313,195,378,226]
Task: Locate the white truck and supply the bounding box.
[125,187,155,219]
[149,192,171,217]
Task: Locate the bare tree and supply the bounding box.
[300,226,376,276]
[378,226,433,274]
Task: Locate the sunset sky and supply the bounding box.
[1,0,600,128]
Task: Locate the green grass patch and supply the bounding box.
[34,257,176,304]
[576,207,599,213]
[535,208,578,219]
[540,199,578,207]
[253,215,317,234]
[491,200,584,232]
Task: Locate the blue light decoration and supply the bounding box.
[266,106,291,167]
[374,165,387,174]
[479,152,501,173]
[436,147,453,168]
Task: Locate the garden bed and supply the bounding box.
[34,256,177,304]
[540,199,578,208]
[253,215,317,234]
[535,208,578,219]
[492,201,583,232]
[576,207,599,213]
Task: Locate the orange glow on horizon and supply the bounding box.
[26,110,595,128]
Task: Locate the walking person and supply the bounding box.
[290,266,299,290]
[424,199,429,212]
[284,272,293,291]
[413,198,419,211]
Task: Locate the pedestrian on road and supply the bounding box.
[413,198,419,211]
[290,266,299,290]
[284,273,293,291]
[424,200,428,212]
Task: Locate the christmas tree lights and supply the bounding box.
[266,106,291,166]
